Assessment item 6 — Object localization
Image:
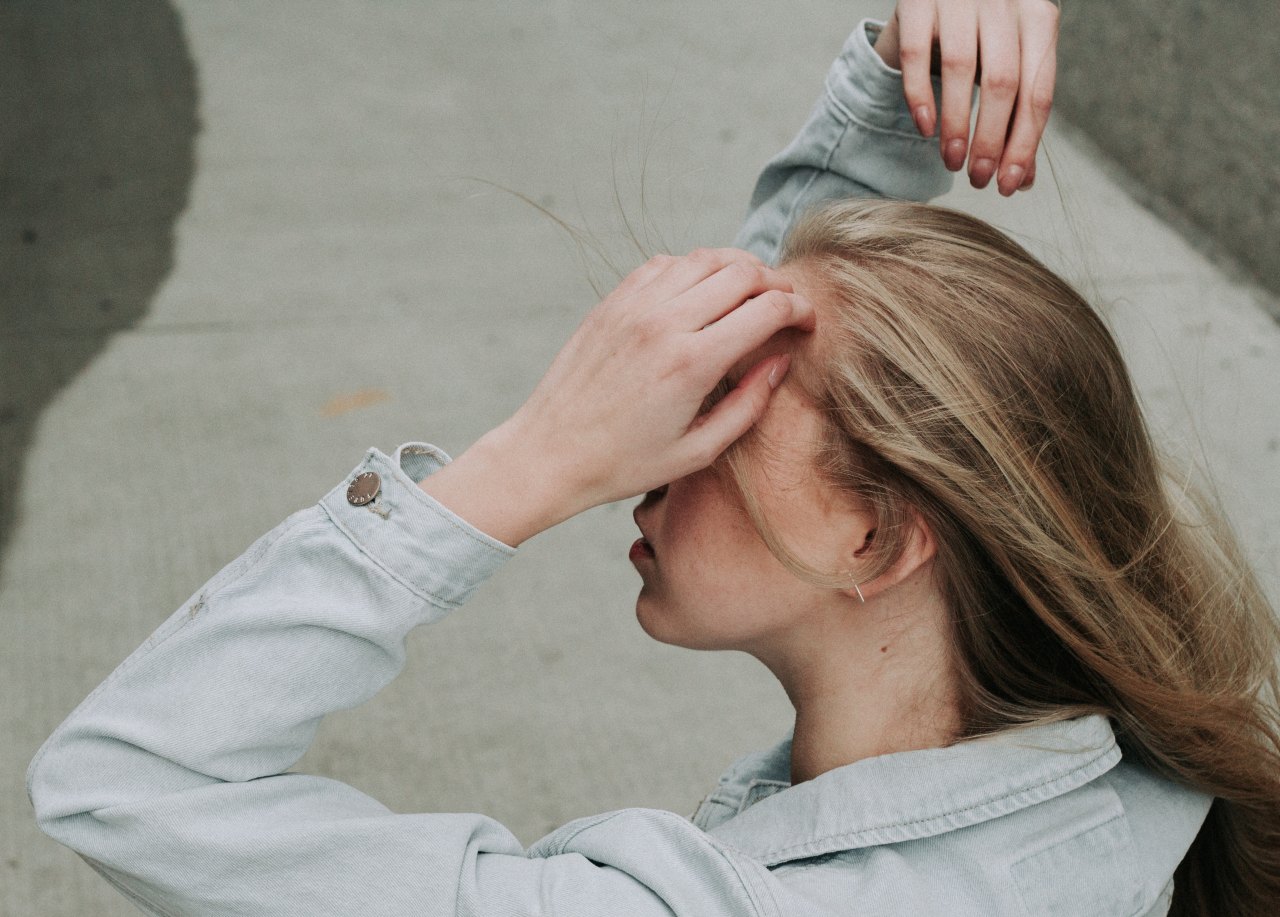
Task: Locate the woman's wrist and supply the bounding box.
[870,17,902,70]
[415,421,575,549]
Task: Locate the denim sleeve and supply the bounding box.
[734,18,954,264]
[25,444,685,917]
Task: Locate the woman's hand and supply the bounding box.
[874,0,1060,196]
[419,249,814,546]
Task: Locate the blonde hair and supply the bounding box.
[714,198,1280,916]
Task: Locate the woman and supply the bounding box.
[28,2,1280,915]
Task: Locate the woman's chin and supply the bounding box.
[635,593,689,647]
[634,593,668,641]
[635,594,728,651]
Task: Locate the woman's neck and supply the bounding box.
[755,572,962,785]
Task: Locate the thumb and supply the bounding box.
[682,354,790,468]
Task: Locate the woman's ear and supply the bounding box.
[841,510,937,603]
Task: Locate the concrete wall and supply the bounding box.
[1055,0,1280,305]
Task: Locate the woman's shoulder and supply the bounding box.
[753,719,1210,916]
[689,731,795,831]
[524,717,1211,916]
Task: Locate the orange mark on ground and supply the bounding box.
[321,388,391,417]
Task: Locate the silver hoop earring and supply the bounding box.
[853,582,866,604]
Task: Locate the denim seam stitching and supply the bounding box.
[1010,811,1144,917]
[374,451,517,556]
[767,103,849,257]
[320,499,457,611]
[544,813,622,856]
[703,793,740,810]
[711,839,784,916]
[728,850,781,917]
[751,743,1120,860]
[677,813,778,917]
[555,811,772,917]
[822,85,935,143]
[1008,810,1127,874]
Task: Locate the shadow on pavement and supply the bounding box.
[0,0,197,574]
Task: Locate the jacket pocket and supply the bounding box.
[1012,813,1143,916]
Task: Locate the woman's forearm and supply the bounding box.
[26,445,522,915]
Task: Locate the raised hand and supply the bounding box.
[420,248,815,546]
[874,0,1060,195]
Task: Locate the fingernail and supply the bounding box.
[767,354,791,390]
[1000,164,1024,195]
[944,139,967,171]
[913,106,934,137]
[970,157,995,188]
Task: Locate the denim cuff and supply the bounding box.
[320,443,516,609]
[830,19,947,137]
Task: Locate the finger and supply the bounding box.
[698,289,816,377]
[675,261,794,331]
[635,247,766,305]
[967,2,1020,189]
[998,3,1058,195]
[609,253,677,300]
[680,354,789,471]
[896,3,939,140]
[936,0,978,171]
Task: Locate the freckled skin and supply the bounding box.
[631,268,867,655]
[634,380,852,653]
[630,265,960,777]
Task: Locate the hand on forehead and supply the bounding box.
[723,264,820,385]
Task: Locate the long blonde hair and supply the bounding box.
[715,198,1280,916]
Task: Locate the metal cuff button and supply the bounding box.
[346,471,381,506]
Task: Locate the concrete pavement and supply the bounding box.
[2,2,1277,913]
[1056,0,1280,305]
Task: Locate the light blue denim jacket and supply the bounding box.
[29,20,1212,917]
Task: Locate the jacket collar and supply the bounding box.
[705,714,1121,866]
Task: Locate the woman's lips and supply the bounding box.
[629,538,655,562]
